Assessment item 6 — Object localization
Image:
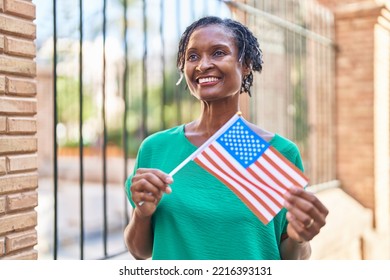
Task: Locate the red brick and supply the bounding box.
[0,211,36,234]
[0,157,5,174]
[0,14,36,39]
[0,75,5,94]
[0,55,36,76]
[0,173,38,194]
[0,137,37,154]
[4,36,36,58]
[8,117,36,134]
[0,249,37,260]
[0,97,36,115]
[4,0,36,20]
[7,154,37,172]
[0,238,4,256]
[0,196,5,214]
[0,35,4,53]
[5,229,37,253]
[7,191,37,211]
[7,76,36,96]
[0,117,5,133]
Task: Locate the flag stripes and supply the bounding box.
[265,147,308,186]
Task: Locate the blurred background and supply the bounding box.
[0,0,389,260]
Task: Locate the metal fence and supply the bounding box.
[226,0,336,186]
[36,0,335,259]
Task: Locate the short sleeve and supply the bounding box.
[124,148,143,209]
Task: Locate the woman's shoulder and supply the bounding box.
[270,133,300,153]
[269,133,304,170]
[243,120,301,161]
[141,125,184,146]
[243,120,275,142]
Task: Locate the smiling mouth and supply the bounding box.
[197,77,220,84]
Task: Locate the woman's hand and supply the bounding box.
[130,168,173,217]
[283,186,329,243]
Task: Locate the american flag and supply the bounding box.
[173,113,309,225]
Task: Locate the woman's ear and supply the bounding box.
[242,64,251,77]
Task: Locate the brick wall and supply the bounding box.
[0,0,38,260]
[317,0,390,225]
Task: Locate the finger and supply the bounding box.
[133,190,163,208]
[287,186,329,215]
[132,177,164,198]
[132,173,171,195]
[136,168,173,186]
[136,190,161,203]
[284,197,321,229]
[286,212,316,241]
[284,188,328,225]
[133,169,173,194]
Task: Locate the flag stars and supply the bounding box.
[216,119,270,168]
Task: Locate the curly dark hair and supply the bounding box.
[176,16,263,96]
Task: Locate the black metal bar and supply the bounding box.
[102,0,108,258]
[123,0,130,226]
[141,0,148,138]
[78,0,85,260]
[160,0,166,130]
[52,0,58,260]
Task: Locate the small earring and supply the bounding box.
[176,72,184,86]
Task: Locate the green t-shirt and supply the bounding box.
[125,124,304,260]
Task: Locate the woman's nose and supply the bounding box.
[196,56,212,72]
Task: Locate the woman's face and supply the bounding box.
[183,25,247,102]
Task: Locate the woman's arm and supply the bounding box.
[124,208,154,260]
[280,238,311,260]
[123,168,173,259]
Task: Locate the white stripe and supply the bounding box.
[205,144,282,212]
[266,149,308,186]
[196,153,274,221]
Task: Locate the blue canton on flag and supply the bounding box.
[216,118,270,168]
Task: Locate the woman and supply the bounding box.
[124,16,328,260]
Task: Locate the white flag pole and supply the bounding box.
[168,112,241,177]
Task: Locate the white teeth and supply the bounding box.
[198,77,219,84]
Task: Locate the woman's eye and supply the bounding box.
[214,50,225,56]
[187,54,198,61]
